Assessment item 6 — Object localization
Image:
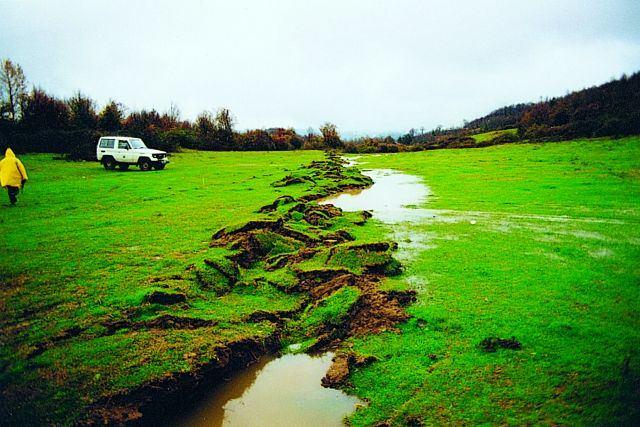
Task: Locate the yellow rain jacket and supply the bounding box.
[0,148,28,188]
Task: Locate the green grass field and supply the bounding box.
[1,138,639,425]
[1,151,329,423]
[344,137,640,425]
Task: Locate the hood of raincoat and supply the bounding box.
[0,147,28,188]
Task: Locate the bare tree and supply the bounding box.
[214,108,234,132]
[305,127,316,141]
[167,102,181,123]
[319,122,342,148]
[0,59,27,121]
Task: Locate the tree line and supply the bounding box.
[393,71,640,149]
[0,59,345,160]
[1,57,638,158]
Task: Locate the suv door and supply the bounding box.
[98,138,115,159]
[116,140,131,163]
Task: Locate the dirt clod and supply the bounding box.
[265,248,318,271]
[296,268,352,291]
[322,353,351,387]
[322,352,378,388]
[354,210,373,225]
[348,291,412,335]
[322,230,355,245]
[272,174,315,187]
[258,195,297,213]
[479,336,522,352]
[144,291,187,305]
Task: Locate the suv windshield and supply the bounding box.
[129,138,146,149]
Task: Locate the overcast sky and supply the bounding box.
[1,0,639,134]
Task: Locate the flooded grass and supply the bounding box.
[320,169,430,224]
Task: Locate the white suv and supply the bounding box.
[96,136,170,171]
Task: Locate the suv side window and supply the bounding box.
[118,140,130,149]
[99,138,115,149]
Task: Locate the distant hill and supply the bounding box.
[385,72,640,152]
[516,72,640,140]
[464,72,640,140]
[465,104,532,133]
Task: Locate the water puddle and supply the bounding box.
[320,169,431,224]
[181,352,361,427]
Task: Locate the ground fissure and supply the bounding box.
[78,152,412,424]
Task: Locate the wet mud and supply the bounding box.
[322,352,378,388]
[84,335,281,425]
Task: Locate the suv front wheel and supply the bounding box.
[102,157,117,170]
[139,158,152,171]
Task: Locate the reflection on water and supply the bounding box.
[321,168,440,261]
[320,169,431,224]
[181,352,361,427]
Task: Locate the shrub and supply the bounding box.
[159,129,195,152]
[235,129,274,151]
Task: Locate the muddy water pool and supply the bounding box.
[321,168,435,261]
[320,169,431,224]
[181,352,361,427]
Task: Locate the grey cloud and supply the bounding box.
[1,0,639,133]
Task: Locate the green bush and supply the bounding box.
[159,129,196,152]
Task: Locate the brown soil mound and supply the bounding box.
[322,230,355,246]
[348,290,415,335]
[272,174,315,187]
[286,202,343,226]
[296,268,352,292]
[213,221,319,250]
[322,352,378,388]
[265,248,318,271]
[103,315,218,335]
[211,219,284,242]
[308,273,357,300]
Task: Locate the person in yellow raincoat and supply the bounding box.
[0,148,28,205]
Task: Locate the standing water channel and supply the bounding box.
[182,165,429,427]
[181,352,359,427]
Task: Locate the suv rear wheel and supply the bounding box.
[102,157,116,170]
[139,158,152,171]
